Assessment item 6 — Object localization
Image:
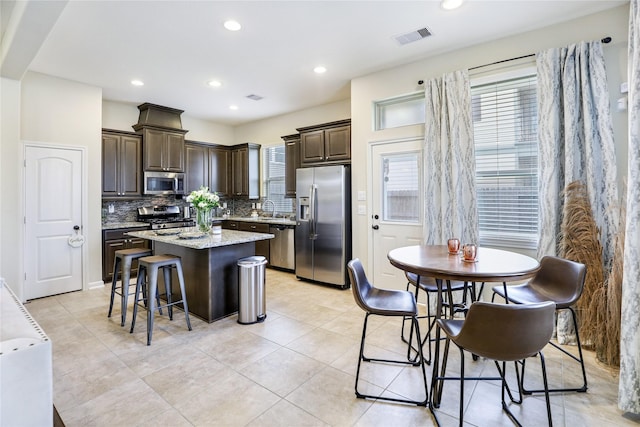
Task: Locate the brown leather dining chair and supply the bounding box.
[347,258,429,406]
[491,255,588,394]
[436,301,556,426]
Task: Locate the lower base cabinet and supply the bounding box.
[223,221,270,263]
[102,227,151,282]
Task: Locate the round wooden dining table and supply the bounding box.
[387,244,540,284]
[387,244,540,407]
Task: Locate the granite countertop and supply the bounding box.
[102,221,150,230]
[219,216,297,226]
[127,228,274,250]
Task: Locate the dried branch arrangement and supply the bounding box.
[560,180,624,366]
[560,181,604,350]
[593,198,625,366]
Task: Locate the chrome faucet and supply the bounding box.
[262,199,276,217]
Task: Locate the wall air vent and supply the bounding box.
[393,27,432,45]
[246,94,264,101]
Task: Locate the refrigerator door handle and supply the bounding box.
[310,184,318,239]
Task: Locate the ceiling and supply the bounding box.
[3,0,627,125]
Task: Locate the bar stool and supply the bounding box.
[130,254,192,345]
[108,247,153,326]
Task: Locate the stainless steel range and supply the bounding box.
[137,205,195,230]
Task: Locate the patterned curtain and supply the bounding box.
[619,0,640,415]
[536,41,619,344]
[423,70,478,245]
[537,41,619,266]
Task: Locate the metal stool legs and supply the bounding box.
[130,255,192,345]
[108,248,152,326]
[356,312,429,406]
[520,306,588,394]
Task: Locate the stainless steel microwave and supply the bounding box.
[143,171,186,195]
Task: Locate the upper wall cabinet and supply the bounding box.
[297,119,351,167]
[133,103,187,173]
[231,143,261,199]
[185,142,209,193]
[102,129,142,198]
[185,141,230,197]
[282,134,300,199]
[140,128,186,172]
[209,145,230,197]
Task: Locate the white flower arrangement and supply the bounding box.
[186,186,220,210]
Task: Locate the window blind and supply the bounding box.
[263,145,293,213]
[471,75,538,248]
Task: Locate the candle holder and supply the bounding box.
[447,238,460,254]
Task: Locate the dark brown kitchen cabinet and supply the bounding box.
[209,146,230,197]
[298,119,351,167]
[231,143,260,199]
[102,130,142,198]
[282,134,300,198]
[185,141,230,197]
[239,222,270,262]
[141,128,186,172]
[185,142,209,192]
[222,220,270,262]
[222,220,240,230]
[102,227,150,282]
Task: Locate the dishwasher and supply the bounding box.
[269,224,295,271]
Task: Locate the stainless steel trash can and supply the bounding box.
[237,256,267,324]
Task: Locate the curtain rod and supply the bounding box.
[417,36,612,84]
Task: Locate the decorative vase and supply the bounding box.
[196,208,212,233]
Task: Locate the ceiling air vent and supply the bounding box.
[246,94,264,101]
[394,27,432,45]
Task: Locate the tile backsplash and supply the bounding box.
[102,196,295,223]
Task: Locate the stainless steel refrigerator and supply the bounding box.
[295,165,351,288]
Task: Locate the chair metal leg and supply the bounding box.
[459,348,465,426]
[120,256,133,327]
[174,261,192,331]
[162,266,173,320]
[146,266,159,346]
[129,267,146,333]
[500,353,553,426]
[521,307,587,394]
[356,313,429,406]
[107,257,121,319]
[495,361,523,405]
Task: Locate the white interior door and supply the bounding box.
[371,139,423,290]
[25,145,83,300]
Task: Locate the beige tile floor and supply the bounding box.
[26,268,638,427]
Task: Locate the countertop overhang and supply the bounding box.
[127,228,274,250]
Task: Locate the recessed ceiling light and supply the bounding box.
[229,105,239,110]
[314,66,327,74]
[224,20,241,31]
[208,80,222,87]
[441,0,464,10]
[131,79,144,86]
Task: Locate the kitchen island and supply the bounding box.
[127,228,274,323]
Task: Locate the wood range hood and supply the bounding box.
[132,102,188,134]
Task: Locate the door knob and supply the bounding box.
[372,225,379,230]
[73,225,80,231]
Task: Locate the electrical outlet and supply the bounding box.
[358,205,366,215]
[358,191,366,201]
[108,203,115,213]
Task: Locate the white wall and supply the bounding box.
[0,77,22,295]
[350,5,630,271]
[102,100,236,145]
[19,71,104,295]
[234,99,351,147]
